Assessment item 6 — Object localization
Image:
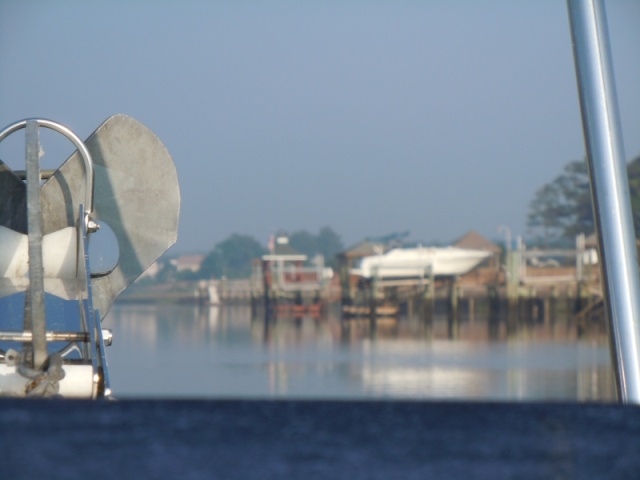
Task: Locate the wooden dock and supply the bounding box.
[335,263,602,324]
[121,260,603,328]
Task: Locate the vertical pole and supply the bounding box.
[370,268,378,323]
[567,0,640,402]
[262,259,272,319]
[576,233,585,282]
[428,265,435,315]
[507,248,519,322]
[339,255,352,308]
[25,120,47,370]
[449,278,459,319]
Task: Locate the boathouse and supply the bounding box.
[253,236,331,317]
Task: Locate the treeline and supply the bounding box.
[157,227,345,281]
[153,154,640,282]
[527,153,640,247]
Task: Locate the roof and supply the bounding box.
[339,240,388,259]
[453,230,501,253]
[262,236,307,261]
[274,241,302,256]
[170,255,204,271]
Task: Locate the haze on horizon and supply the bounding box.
[1,1,639,254]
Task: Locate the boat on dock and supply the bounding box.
[351,246,492,281]
[0,115,180,398]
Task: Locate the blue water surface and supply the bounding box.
[1,399,639,479]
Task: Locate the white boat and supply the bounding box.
[352,247,492,279]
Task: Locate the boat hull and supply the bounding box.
[354,247,491,279]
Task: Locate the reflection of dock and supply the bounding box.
[343,304,399,318]
[120,268,603,329]
[275,303,324,318]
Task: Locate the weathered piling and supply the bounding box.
[368,278,377,324]
[448,279,459,321]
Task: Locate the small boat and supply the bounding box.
[352,246,491,280]
[0,115,180,398]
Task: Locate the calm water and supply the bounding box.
[4,400,640,479]
[1,304,632,479]
[104,303,616,401]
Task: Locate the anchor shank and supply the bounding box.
[25,120,47,370]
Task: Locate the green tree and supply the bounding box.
[289,226,344,267]
[527,160,593,246]
[316,226,344,261]
[200,234,266,279]
[288,230,317,257]
[528,155,640,245]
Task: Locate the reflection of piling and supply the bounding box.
[507,295,518,328]
[419,267,435,323]
[574,282,588,314]
[338,254,352,308]
[448,278,459,320]
[487,289,501,340]
[526,289,532,323]
[506,248,520,325]
[250,291,256,316]
[447,277,460,338]
[419,279,433,324]
[488,285,500,320]
[542,286,557,325]
[262,260,272,319]
[468,296,475,322]
[369,275,378,324]
[447,310,459,339]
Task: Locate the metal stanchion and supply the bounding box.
[567,0,640,403]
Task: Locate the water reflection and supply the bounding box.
[104,303,615,401]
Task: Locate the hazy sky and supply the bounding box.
[1,1,639,253]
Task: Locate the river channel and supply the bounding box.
[104,303,615,401]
